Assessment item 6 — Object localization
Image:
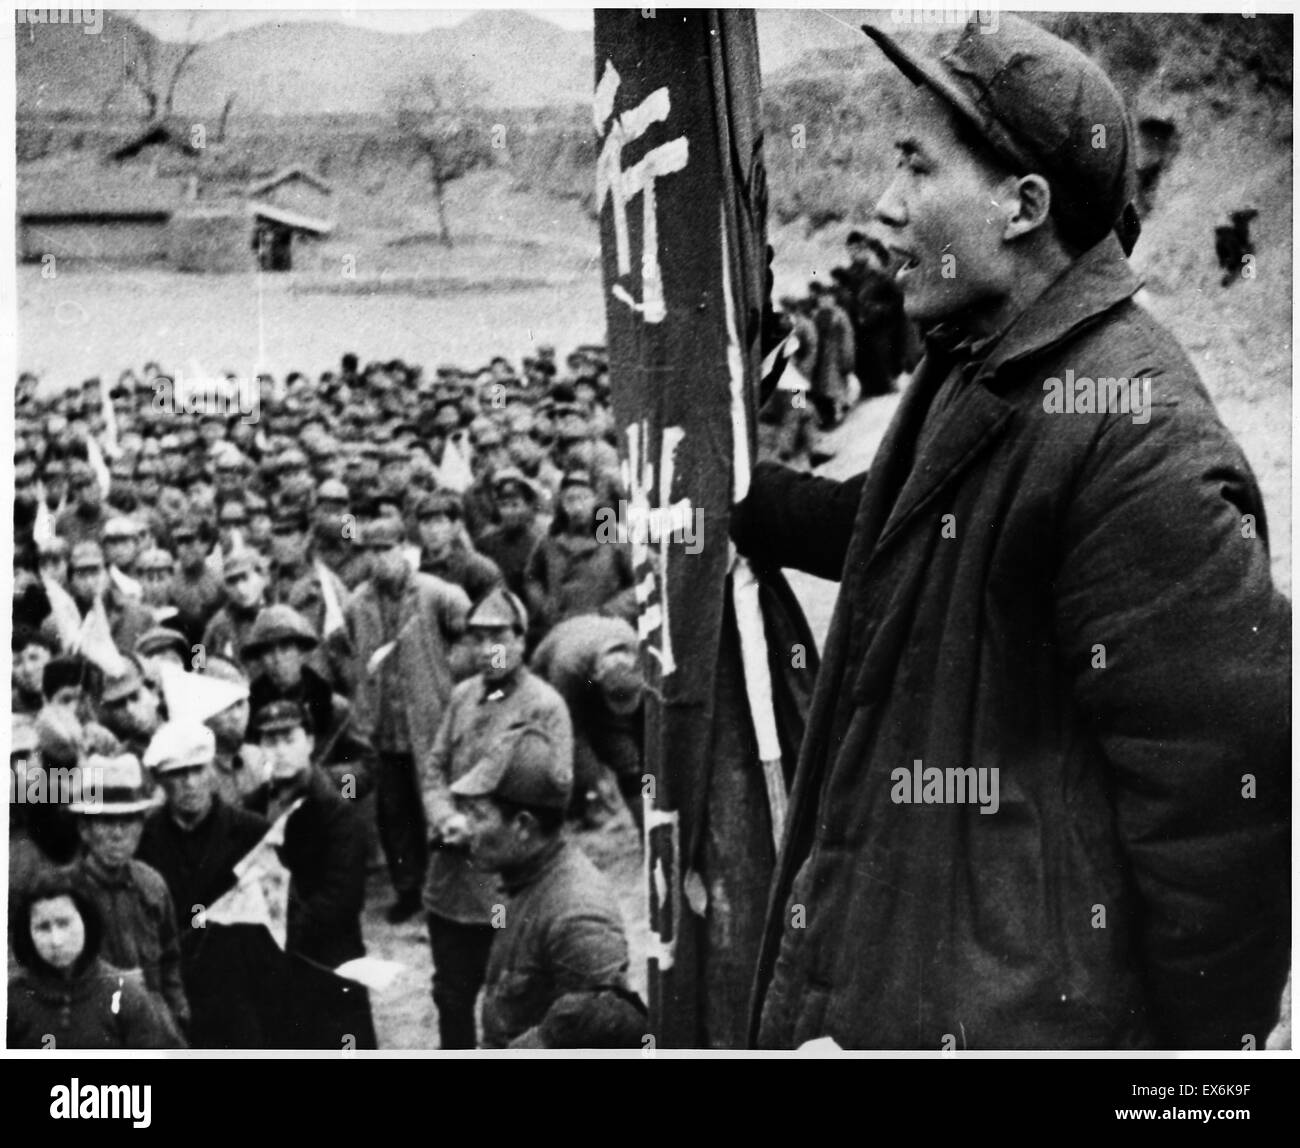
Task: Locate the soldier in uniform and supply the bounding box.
[202,548,268,667]
[414,489,503,606]
[450,726,637,1049]
[420,587,573,1048]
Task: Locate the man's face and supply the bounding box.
[496,493,532,532]
[104,536,139,571]
[49,684,82,712]
[30,895,86,971]
[247,512,273,549]
[560,484,597,528]
[72,476,100,511]
[14,642,50,697]
[69,560,108,608]
[373,542,410,589]
[103,684,161,740]
[261,639,307,692]
[79,814,145,869]
[224,567,265,611]
[260,726,314,781]
[873,88,1014,330]
[159,763,215,823]
[418,512,457,556]
[214,461,243,496]
[218,508,248,548]
[207,697,249,749]
[139,565,175,606]
[175,535,206,569]
[269,525,307,569]
[459,795,527,872]
[471,625,525,682]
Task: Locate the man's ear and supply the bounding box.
[1003,174,1053,240]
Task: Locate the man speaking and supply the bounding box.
[734,16,1290,1050]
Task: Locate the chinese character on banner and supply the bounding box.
[624,420,691,678]
[595,62,689,324]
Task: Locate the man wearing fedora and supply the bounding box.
[733,16,1290,1049]
[68,753,190,1035]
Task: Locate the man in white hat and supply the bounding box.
[68,752,189,1034]
[139,721,281,1048]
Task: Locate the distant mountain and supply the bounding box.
[16,8,891,118]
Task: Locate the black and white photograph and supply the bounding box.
[2,2,1293,1077]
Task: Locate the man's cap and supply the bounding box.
[100,655,148,705]
[317,478,350,503]
[559,467,595,492]
[68,753,161,815]
[250,699,310,738]
[143,720,216,774]
[360,517,405,549]
[135,627,188,660]
[492,467,540,503]
[69,540,105,569]
[221,548,261,580]
[136,547,175,573]
[241,604,319,660]
[102,516,142,541]
[414,489,463,521]
[450,725,572,811]
[271,505,310,533]
[595,652,645,717]
[861,14,1139,255]
[466,586,528,633]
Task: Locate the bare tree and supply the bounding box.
[120,12,207,122]
[390,68,494,247]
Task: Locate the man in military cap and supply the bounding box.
[244,604,373,797]
[68,752,189,1035]
[57,540,155,658]
[138,721,281,1048]
[102,515,147,599]
[476,468,545,603]
[420,586,572,1048]
[313,478,369,590]
[346,517,472,923]
[733,15,1289,1050]
[202,548,268,668]
[136,546,181,626]
[252,701,377,1049]
[54,459,106,546]
[169,518,225,648]
[414,489,503,606]
[531,613,646,832]
[96,654,164,760]
[135,627,188,673]
[449,726,635,1049]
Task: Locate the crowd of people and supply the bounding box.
[9,342,656,1050]
[760,230,918,465]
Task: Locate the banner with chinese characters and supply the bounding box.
[594,8,818,1048]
